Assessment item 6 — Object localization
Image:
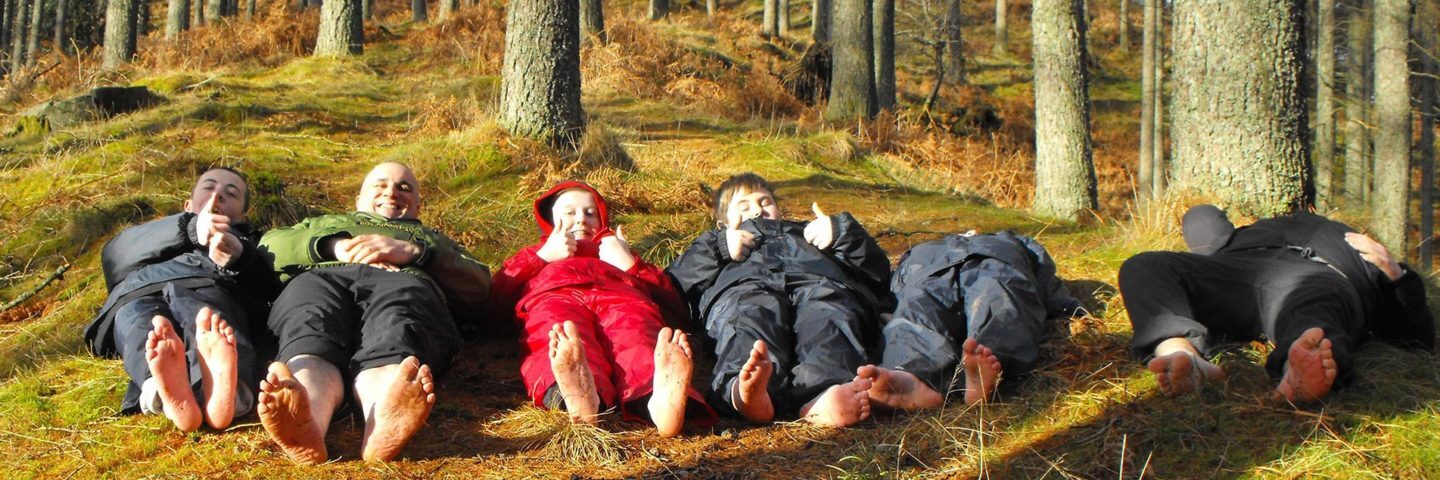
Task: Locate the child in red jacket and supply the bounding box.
[487,181,715,436]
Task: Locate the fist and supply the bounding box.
[195,193,232,249]
[598,226,637,271]
[803,203,834,251]
[208,231,242,268]
[725,227,756,262]
[538,215,579,262]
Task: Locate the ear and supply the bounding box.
[716,220,727,230]
[182,199,193,213]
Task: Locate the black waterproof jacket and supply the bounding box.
[891,232,1081,318]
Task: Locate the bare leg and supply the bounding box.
[856,365,943,412]
[194,307,238,430]
[549,321,601,424]
[799,378,873,427]
[648,328,692,437]
[258,356,341,464]
[962,338,1004,405]
[1275,327,1338,403]
[146,315,203,432]
[1146,337,1226,397]
[732,340,775,423]
[355,356,436,462]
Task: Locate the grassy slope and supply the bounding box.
[1,1,1438,478]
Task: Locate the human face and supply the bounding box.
[722,187,780,229]
[550,188,602,240]
[184,169,247,220]
[356,163,420,220]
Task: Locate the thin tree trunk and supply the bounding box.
[1344,0,1372,208]
[245,0,254,20]
[812,0,830,42]
[872,0,893,110]
[778,0,789,36]
[314,0,362,55]
[104,0,137,69]
[944,0,963,83]
[363,0,372,20]
[206,0,222,23]
[24,0,40,65]
[1138,0,1154,202]
[580,0,605,43]
[824,0,875,122]
[411,0,426,22]
[762,0,776,38]
[1419,0,1437,270]
[924,40,944,113]
[1170,0,1310,216]
[167,0,189,38]
[1370,0,1409,255]
[1118,0,1128,52]
[54,0,68,54]
[498,0,584,146]
[1151,0,1164,197]
[438,0,457,20]
[648,0,666,21]
[1314,0,1337,210]
[1032,0,1097,219]
[705,0,714,18]
[992,0,1007,56]
[136,0,149,40]
[2,0,12,68]
[11,0,28,70]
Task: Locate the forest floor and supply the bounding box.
[0,1,1438,478]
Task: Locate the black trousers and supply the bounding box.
[268,265,462,377]
[1120,249,1365,384]
[882,257,1051,394]
[113,283,258,415]
[705,276,871,417]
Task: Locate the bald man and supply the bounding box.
[257,163,491,464]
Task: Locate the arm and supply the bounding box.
[259,216,340,275]
[627,258,692,330]
[420,232,492,324]
[483,244,548,324]
[101,213,200,290]
[1371,268,1435,350]
[664,230,729,321]
[224,226,283,303]
[827,212,892,296]
[1019,235,1083,316]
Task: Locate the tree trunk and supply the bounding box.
[363,0,373,20]
[872,0,893,110]
[438,0,457,20]
[167,0,189,38]
[498,0,584,146]
[812,0,830,42]
[24,0,39,65]
[1344,0,1372,208]
[10,0,28,70]
[1313,0,1337,210]
[53,0,68,53]
[762,0,776,38]
[192,0,202,26]
[411,0,426,22]
[992,0,1007,56]
[824,0,875,122]
[1370,0,1409,256]
[245,0,254,20]
[1418,0,1437,270]
[314,0,362,56]
[2,0,12,69]
[1137,0,1154,202]
[944,0,963,83]
[104,0,137,69]
[705,0,714,18]
[1151,0,1164,197]
[1170,0,1309,216]
[138,0,151,38]
[205,0,221,24]
[1032,0,1097,219]
[1118,0,1128,52]
[647,0,666,21]
[580,0,604,43]
[778,0,789,36]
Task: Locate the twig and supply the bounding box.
[179,75,221,91]
[1,264,70,312]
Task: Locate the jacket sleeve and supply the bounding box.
[483,244,547,325]
[665,230,729,323]
[421,232,492,325]
[1019,235,1083,317]
[628,258,692,330]
[101,213,200,290]
[828,212,892,302]
[259,216,336,275]
[1370,267,1435,350]
[226,227,283,303]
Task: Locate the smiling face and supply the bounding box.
[184,168,248,220]
[549,188,602,240]
[721,186,781,230]
[356,163,420,220]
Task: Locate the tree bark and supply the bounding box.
[206,0,221,24]
[1313,0,1337,210]
[812,0,830,42]
[104,0,137,69]
[1151,0,1164,197]
[245,0,254,20]
[943,0,963,83]
[580,0,605,44]
[1170,0,1310,216]
[10,0,28,71]
[138,0,151,38]
[167,0,189,38]
[706,0,714,18]
[24,0,39,65]
[1344,0,1372,208]
[363,0,373,20]
[762,0,776,38]
[1032,0,1097,219]
[1369,0,1409,255]
[411,0,426,22]
[314,0,363,56]
[992,0,1007,56]
[1138,0,1154,201]
[648,0,666,21]
[498,0,584,146]
[1417,0,1437,270]
[438,0,458,20]
[872,0,894,110]
[778,0,789,36]
[824,0,875,122]
[2,0,12,68]
[53,0,67,53]
[1118,0,1128,52]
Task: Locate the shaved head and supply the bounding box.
[356,162,420,219]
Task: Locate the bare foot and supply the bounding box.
[648,328,692,437]
[856,365,943,412]
[799,378,873,427]
[146,315,202,432]
[550,321,601,424]
[733,340,775,423]
[195,307,238,430]
[1275,328,1338,403]
[962,338,1004,405]
[361,356,436,462]
[258,362,327,464]
[1146,351,1225,397]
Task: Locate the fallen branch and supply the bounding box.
[1,263,70,312]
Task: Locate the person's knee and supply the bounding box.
[1119,252,1180,289]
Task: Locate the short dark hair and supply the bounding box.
[199,165,250,213]
[713,172,777,224]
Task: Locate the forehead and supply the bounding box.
[728,187,773,204]
[552,188,596,206]
[195,169,246,191]
[363,165,417,185]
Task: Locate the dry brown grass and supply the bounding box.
[485,405,625,466]
[138,2,320,71]
[396,4,508,73]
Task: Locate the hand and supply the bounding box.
[598,225,637,271]
[1345,232,1404,281]
[194,193,232,249]
[537,215,578,262]
[334,234,422,267]
[803,203,834,251]
[725,226,756,262]
[208,231,242,268]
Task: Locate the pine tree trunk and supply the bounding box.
[705,0,714,18]
[824,0,875,122]
[1151,0,1164,197]
[647,0,666,21]
[167,0,189,38]
[1137,0,1154,201]
[778,0,789,36]
[438,0,457,20]
[138,0,151,37]
[1032,0,1097,219]
[2,0,12,68]
[762,0,776,38]
[580,0,604,43]
[498,0,584,146]
[1370,0,1409,256]
[24,0,39,65]
[10,0,28,70]
[1314,0,1337,210]
[1344,0,1372,208]
[1418,0,1437,270]
[812,0,830,42]
[872,0,893,110]
[104,0,136,69]
[411,0,426,22]
[1170,0,1310,216]
[1118,0,1128,52]
[206,0,221,24]
[245,0,254,20]
[53,0,68,53]
[363,0,372,20]
[314,0,362,56]
[992,0,1007,56]
[944,0,963,83]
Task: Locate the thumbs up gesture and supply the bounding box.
[537,215,579,262]
[803,202,834,251]
[599,225,638,271]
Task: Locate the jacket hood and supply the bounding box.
[533,180,612,241]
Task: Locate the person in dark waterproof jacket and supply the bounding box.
[254,163,491,464]
[858,231,1082,411]
[85,166,281,433]
[486,180,716,437]
[666,173,890,427]
[1121,205,1434,403]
